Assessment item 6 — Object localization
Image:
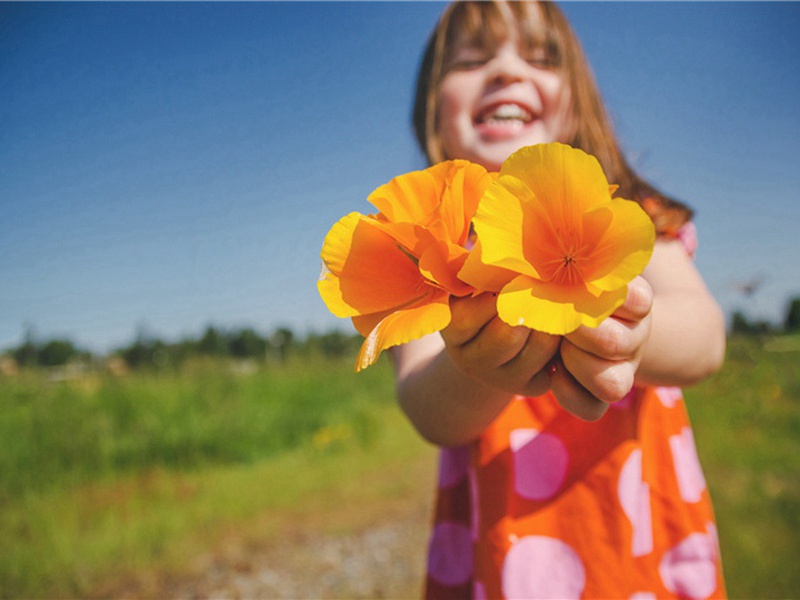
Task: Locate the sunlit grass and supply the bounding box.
[1,405,435,598]
[0,355,431,598]
[686,335,800,598]
[1,337,798,598]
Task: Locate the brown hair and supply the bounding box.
[412,0,693,234]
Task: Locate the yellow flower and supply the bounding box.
[318,161,493,370]
[460,143,655,334]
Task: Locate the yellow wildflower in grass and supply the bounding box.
[460,143,656,334]
[318,160,493,371]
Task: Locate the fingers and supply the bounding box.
[565,277,653,361]
[442,286,646,413]
[442,293,559,395]
[442,293,499,346]
[566,318,643,362]
[498,331,561,397]
[556,279,650,411]
[560,340,635,404]
[452,314,531,370]
[612,276,653,323]
[550,359,610,422]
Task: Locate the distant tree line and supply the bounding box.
[730,296,800,336]
[1,324,364,370]
[4,296,800,370]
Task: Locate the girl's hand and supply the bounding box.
[441,293,561,398]
[553,276,654,421]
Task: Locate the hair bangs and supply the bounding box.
[441,2,508,66]
[509,1,564,68]
[443,2,563,70]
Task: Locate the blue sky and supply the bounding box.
[2,1,799,353]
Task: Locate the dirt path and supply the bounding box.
[100,462,436,600]
[168,506,430,599]
[134,497,432,600]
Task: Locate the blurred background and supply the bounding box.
[1,2,798,598]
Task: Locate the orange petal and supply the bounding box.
[368,168,442,225]
[417,236,473,296]
[370,218,426,257]
[318,213,428,317]
[458,239,517,293]
[500,143,611,228]
[496,275,627,334]
[354,293,451,371]
[583,199,656,291]
[436,161,494,244]
[471,175,541,278]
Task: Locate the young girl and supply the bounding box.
[393,2,727,598]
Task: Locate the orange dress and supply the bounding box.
[424,224,726,600]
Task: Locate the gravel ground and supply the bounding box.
[108,498,432,600]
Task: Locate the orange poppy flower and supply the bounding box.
[460,143,655,334]
[318,161,493,370]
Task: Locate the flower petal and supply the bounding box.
[496,275,627,334]
[583,199,656,291]
[318,213,428,317]
[368,169,442,225]
[471,175,541,278]
[418,236,473,296]
[436,161,494,245]
[354,293,451,371]
[370,218,426,257]
[500,143,611,220]
[367,160,490,241]
[497,276,584,334]
[458,238,517,293]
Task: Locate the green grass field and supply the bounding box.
[1,337,798,598]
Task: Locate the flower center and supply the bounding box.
[554,252,583,285]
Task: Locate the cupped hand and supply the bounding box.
[552,276,654,421]
[441,293,561,398]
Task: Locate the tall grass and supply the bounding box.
[0,356,393,501]
[686,335,800,598]
[1,337,798,598]
[0,355,403,598]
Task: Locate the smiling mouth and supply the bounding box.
[476,103,534,126]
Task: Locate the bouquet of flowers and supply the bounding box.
[318,143,655,371]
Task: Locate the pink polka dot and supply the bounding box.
[617,449,653,557]
[659,531,718,599]
[629,593,657,600]
[656,386,683,408]
[474,580,487,600]
[468,466,479,541]
[510,429,569,500]
[669,427,707,503]
[502,536,585,599]
[707,522,720,553]
[438,446,470,489]
[611,387,636,410]
[427,522,473,586]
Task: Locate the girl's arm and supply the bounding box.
[636,238,726,384]
[392,293,560,447]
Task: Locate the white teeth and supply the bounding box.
[481,103,532,123]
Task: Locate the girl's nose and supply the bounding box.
[485,45,530,86]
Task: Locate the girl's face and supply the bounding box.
[437,37,571,171]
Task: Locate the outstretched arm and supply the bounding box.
[393,293,559,447]
[636,238,726,385]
